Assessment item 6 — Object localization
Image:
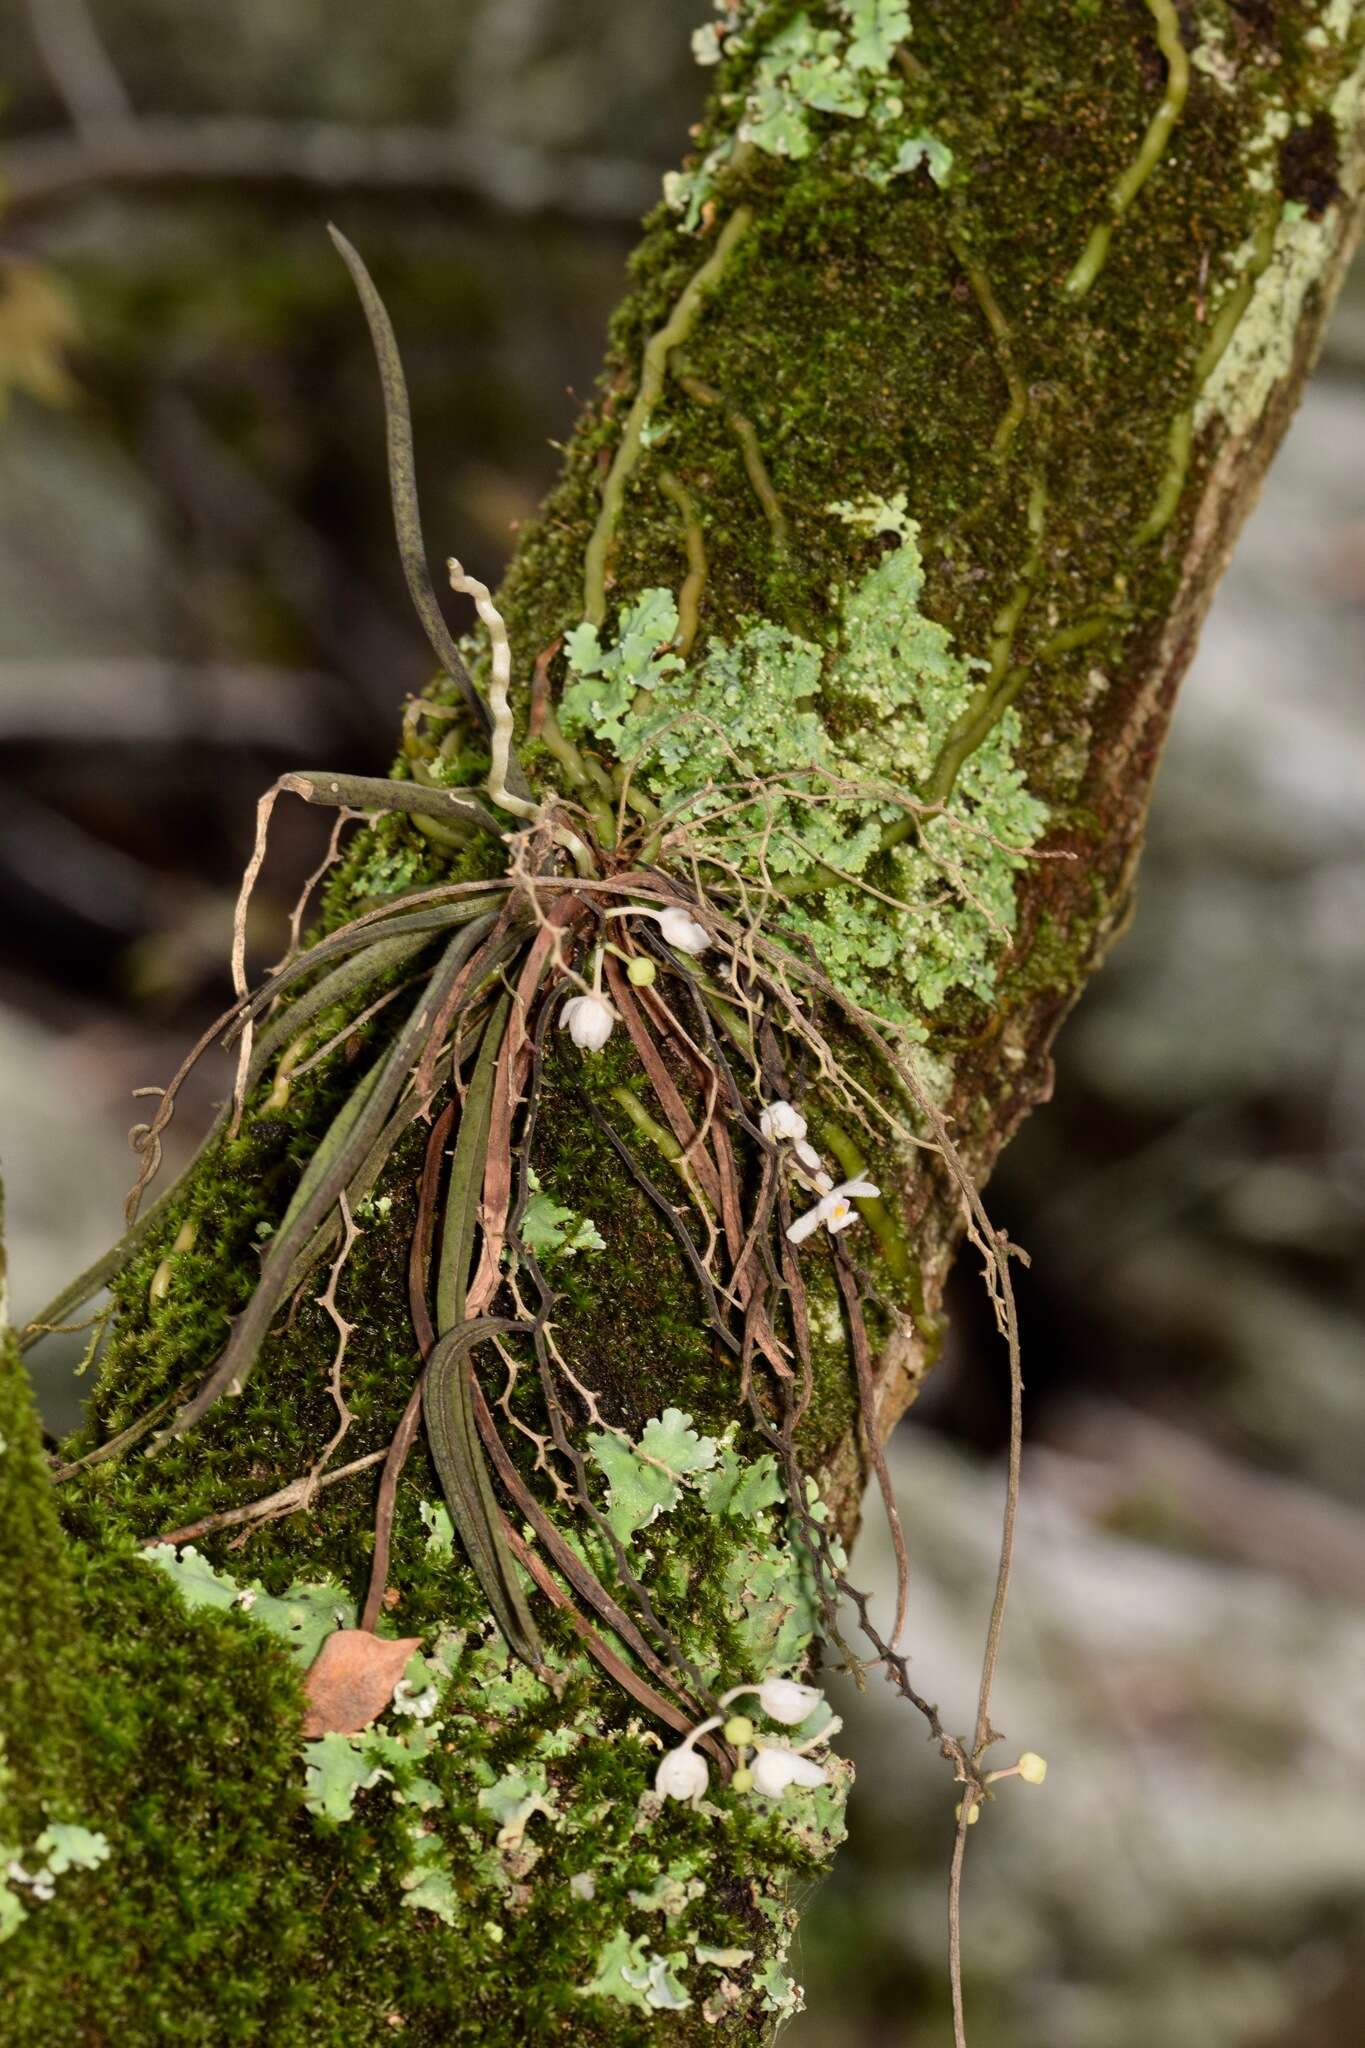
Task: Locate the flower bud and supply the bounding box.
[655,1744,709,1802]
[722,1714,755,1747]
[756,1678,822,1726]
[1016,1751,1048,1785]
[626,955,656,986]
[730,1766,753,1794]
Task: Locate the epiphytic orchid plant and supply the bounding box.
[24,233,1019,1822]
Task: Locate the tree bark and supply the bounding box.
[6,5,1363,2043]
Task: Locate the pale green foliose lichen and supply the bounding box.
[1197,52,1365,433]
[561,495,1048,1029]
[2,1798,112,1943]
[665,2,951,226]
[517,1168,607,1259]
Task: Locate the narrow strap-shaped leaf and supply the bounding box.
[326,231,494,730]
[468,1374,698,1718]
[422,1316,543,1668]
[435,991,511,1332]
[272,1057,390,1242]
[231,898,498,1035]
[277,923,527,1299]
[498,1513,700,1741]
[247,928,434,1073]
[157,918,495,1444]
[327,230,537,805]
[279,770,505,840]
[21,930,441,1353]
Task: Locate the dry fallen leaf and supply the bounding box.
[301,1629,422,1736]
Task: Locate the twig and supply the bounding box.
[272,804,362,978]
[3,116,659,225]
[21,0,131,137]
[308,1190,361,1491]
[152,1447,387,1547]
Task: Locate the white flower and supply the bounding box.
[759,1100,804,1144]
[559,992,617,1051]
[656,905,710,957]
[749,1746,829,1797]
[758,1100,824,1175]
[786,1178,880,1245]
[756,1678,822,1726]
[655,1743,709,1802]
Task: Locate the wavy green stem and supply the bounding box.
[674,365,788,549]
[658,469,707,657]
[952,243,1027,462]
[920,476,1047,807]
[582,206,753,624]
[819,1120,911,1282]
[1134,206,1280,543]
[1065,0,1189,298]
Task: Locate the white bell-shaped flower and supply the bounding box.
[756,1677,822,1726]
[656,905,710,957]
[786,1178,880,1244]
[749,1746,829,1797]
[559,991,617,1051]
[655,1743,709,1802]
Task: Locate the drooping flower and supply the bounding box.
[758,1100,824,1175]
[749,1746,829,1797]
[756,1677,822,1726]
[655,1742,710,1802]
[559,991,617,1051]
[719,1674,824,1727]
[656,905,710,956]
[653,1711,722,1803]
[786,1178,880,1245]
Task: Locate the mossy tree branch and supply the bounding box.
[7,5,1364,2043]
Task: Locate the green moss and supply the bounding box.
[0,1321,91,1846]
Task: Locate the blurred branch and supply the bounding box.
[0,781,158,932]
[20,0,132,137]
[0,658,337,746]
[1037,1401,1365,1601]
[3,116,659,225]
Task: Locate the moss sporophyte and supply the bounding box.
[13,0,1363,2037]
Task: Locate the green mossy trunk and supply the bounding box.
[6,6,1363,2042]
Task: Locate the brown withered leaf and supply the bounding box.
[301,1629,422,1736]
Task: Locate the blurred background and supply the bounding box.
[2,4,1362,2043]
